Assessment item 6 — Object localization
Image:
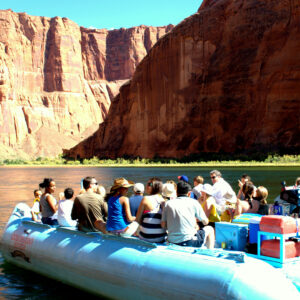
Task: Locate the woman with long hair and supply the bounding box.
[234,183,269,217]
[136,177,166,243]
[39,178,58,225]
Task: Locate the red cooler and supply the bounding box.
[259,216,297,234]
[296,241,300,257]
[261,240,297,259]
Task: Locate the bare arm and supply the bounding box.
[196,202,209,225]
[161,201,167,229]
[102,201,108,219]
[94,219,107,234]
[237,184,243,199]
[46,194,57,213]
[120,196,136,222]
[201,215,209,226]
[31,211,37,222]
[203,201,211,219]
[136,197,147,224]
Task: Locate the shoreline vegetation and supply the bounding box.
[0,154,300,167]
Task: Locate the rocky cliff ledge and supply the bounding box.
[0,9,173,159]
[65,0,300,159]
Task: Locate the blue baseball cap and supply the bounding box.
[178,175,189,183]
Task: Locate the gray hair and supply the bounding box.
[210,170,222,177]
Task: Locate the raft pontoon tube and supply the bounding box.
[1,203,300,300]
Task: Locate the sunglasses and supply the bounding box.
[92,182,98,185]
[210,176,216,179]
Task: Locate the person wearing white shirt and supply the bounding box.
[58,188,77,227]
[210,170,237,210]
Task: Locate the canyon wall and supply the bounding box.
[0,9,173,159]
[65,0,300,159]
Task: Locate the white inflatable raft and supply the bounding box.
[1,203,299,300]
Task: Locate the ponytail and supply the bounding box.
[39,178,53,189]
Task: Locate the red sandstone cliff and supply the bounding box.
[0,9,173,159]
[65,0,300,159]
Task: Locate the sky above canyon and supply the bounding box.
[3,0,202,29]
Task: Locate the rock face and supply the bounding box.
[66,0,300,159]
[0,9,173,159]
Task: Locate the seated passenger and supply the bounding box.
[192,175,204,200]
[161,181,215,249]
[31,189,42,222]
[210,170,237,212]
[58,188,77,227]
[255,186,269,215]
[39,178,58,225]
[129,183,144,217]
[198,184,221,227]
[106,178,139,236]
[237,174,251,200]
[78,176,99,195]
[136,177,166,243]
[178,175,195,199]
[234,185,269,217]
[71,177,107,233]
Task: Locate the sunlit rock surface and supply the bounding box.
[0,9,173,159]
[65,0,300,159]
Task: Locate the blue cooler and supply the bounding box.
[249,217,268,244]
[215,222,248,251]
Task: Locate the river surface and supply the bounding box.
[0,166,299,299]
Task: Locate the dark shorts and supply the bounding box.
[176,229,206,247]
[42,217,58,225]
[198,221,215,229]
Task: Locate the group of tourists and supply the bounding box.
[31,171,300,249]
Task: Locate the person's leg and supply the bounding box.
[176,228,213,248]
[121,221,139,236]
[233,199,250,218]
[202,226,215,249]
[51,219,59,225]
[185,229,206,247]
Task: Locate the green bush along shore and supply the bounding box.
[1,154,300,167]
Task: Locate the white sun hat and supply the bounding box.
[162,183,176,198]
[200,183,214,196]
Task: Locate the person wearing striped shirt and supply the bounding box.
[136,177,166,243]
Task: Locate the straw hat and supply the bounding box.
[162,183,176,198]
[110,178,134,191]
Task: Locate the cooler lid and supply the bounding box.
[249,216,262,224]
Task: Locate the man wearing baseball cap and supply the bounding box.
[129,183,145,216]
[178,175,189,183]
